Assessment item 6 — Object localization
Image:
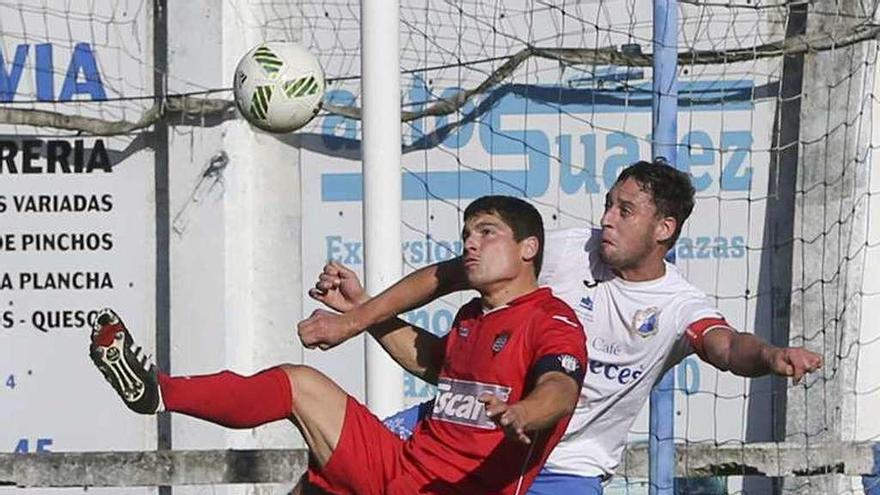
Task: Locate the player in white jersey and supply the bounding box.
[535,226,722,478]
[298,159,823,494]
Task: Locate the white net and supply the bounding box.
[1,1,879,494]
[297,1,880,493]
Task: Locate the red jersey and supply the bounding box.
[402,287,587,494]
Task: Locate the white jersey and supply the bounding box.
[538,228,724,478]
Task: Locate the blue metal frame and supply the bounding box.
[649,1,678,494]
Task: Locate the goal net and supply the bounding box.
[1,1,878,494]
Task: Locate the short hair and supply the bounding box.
[463,195,544,277]
[615,158,695,247]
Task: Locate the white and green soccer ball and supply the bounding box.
[233,42,325,133]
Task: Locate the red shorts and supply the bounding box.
[307,396,423,495]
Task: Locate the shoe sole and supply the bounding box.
[90,308,146,403]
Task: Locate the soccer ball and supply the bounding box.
[233,42,325,133]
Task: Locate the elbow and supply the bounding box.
[704,346,732,373]
[557,378,581,418]
[713,358,731,373]
[562,389,578,415]
[436,257,469,294]
[541,387,578,430]
[559,398,577,420]
[422,367,440,386]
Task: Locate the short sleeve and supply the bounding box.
[664,292,726,365]
[539,228,590,287]
[685,317,731,359]
[529,308,588,385]
[674,294,724,338]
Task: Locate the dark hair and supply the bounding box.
[615,158,695,247]
[463,195,544,277]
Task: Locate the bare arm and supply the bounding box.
[480,372,580,444]
[352,257,467,331]
[298,262,452,380]
[299,258,468,349]
[298,309,445,382]
[367,318,445,384]
[701,327,823,383]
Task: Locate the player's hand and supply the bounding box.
[297,309,360,350]
[764,347,823,384]
[479,393,531,444]
[308,262,368,313]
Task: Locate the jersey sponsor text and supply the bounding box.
[432,377,511,429]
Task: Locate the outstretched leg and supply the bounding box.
[89,308,347,466]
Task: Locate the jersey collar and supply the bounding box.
[481,286,552,315]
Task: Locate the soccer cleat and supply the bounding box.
[89,308,162,414]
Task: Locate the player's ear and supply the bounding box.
[520,236,539,263]
[655,216,676,245]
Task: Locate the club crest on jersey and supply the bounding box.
[458,325,470,337]
[630,307,660,338]
[492,332,510,353]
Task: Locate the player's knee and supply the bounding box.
[278,363,316,390]
[278,364,331,412]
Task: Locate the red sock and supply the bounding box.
[158,367,293,429]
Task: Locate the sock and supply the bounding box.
[158,367,293,429]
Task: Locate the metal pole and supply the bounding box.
[361,0,404,418]
[152,1,171,494]
[649,0,678,494]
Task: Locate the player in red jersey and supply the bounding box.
[90,195,587,495]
